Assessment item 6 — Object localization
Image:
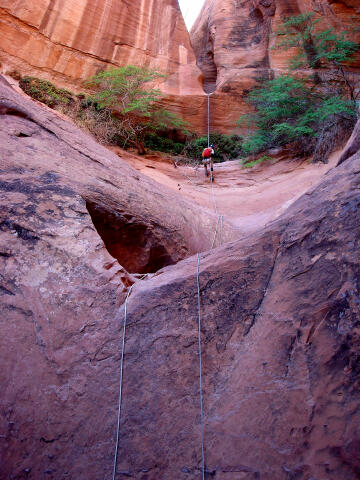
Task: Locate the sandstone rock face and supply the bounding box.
[0,78,237,273]
[2,1,359,136]
[0,79,237,480]
[0,0,206,131]
[190,0,360,132]
[338,115,360,166]
[1,80,360,479]
[0,0,198,89]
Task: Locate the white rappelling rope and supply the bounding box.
[210,213,224,250]
[207,93,210,148]
[220,214,223,246]
[207,93,217,215]
[196,253,205,480]
[210,171,218,216]
[207,92,224,249]
[112,283,134,480]
[210,215,221,249]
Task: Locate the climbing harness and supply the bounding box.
[112,284,134,480]
[196,253,205,480]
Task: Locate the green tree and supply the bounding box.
[238,74,356,161]
[274,13,322,69]
[238,14,359,164]
[87,66,189,153]
[274,13,360,100]
[148,108,190,136]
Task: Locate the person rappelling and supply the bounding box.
[202,144,215,179]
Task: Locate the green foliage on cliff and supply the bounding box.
[274,13,359,70]
[273,12,360,101]
[86,66,189,153]
[239,75,356,158]
[87,66,164,114]
[239,14,358,163]
[19,77,74,108]
[19,67,192,155]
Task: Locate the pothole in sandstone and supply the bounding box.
[85,200,181,274]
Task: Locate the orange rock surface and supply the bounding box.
[190,0,360,133]
[0,0,207,131]
[0,0,198,85]
[1,1,359,135]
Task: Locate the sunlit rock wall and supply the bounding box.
[190,0,360,134]
[0,0,207,132]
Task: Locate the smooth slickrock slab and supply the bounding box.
[0,78,236,479]
[0,79,237,271]
[110,123,360,479]
[1,79,360,479]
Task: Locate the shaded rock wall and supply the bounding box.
[1,79,360,479]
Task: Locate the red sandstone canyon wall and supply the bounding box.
[1,1,359,135]
[0,0,208,131]
[0,0,199,88]
[190,0,360,133]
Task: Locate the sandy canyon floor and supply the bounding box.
[111,147,339,237]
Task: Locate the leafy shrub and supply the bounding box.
[69,103,122,145]
[18,72,191,153]
[273,13,360,100]
[241,132,270,156]
[184,133,242,161]
[238,14,359,163]
[238,74,356,161]
[242,155,273,168]
[144,133,184,155]
[19,76,74,108]
[149,109,190,136]
[86,66,189,153]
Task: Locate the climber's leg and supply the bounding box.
[210,159,214,181]
[203,159,209,177]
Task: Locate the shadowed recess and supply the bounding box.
[85,200,177,274]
